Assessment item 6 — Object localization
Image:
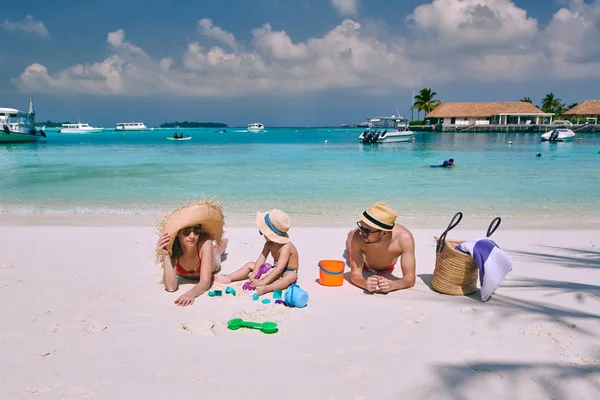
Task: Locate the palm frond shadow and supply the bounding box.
[432,360,600,400]
[508,245,600,269]
[504,277,600,301]
[488,294,600,337]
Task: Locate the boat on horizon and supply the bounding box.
[247,122,265,132]
[115,122,154,131]
[358,115,414,144]
[0,97,46,144]
[59,121,103,134]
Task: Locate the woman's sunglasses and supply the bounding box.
[182,227,201,236]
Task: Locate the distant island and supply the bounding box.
[36,120,72,128]
[160,121,227,128]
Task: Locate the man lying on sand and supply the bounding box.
[346,202,416,293]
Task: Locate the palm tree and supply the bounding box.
[541,92,562,114]
[410,103,421,120]
[520,97,532,103]
[555,102,567,117]
[413,88,441,118]
[566,102,579,111]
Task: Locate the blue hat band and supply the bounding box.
[264,213,287,237]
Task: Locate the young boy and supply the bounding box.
[215,209,299,295]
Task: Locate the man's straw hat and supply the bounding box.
[156,200,224,260]
[256,209,290,244]
[360,202,397,232]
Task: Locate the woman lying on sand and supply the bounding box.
[156,200,228,307]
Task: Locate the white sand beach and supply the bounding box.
[1,216,599,399]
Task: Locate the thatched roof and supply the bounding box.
[563,100,600,116]
[425,102,546,118]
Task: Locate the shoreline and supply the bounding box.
[1,210,599,230]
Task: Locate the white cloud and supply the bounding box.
[1,15,48,37]
[252,23,310,60]
[409,0,537,45]
[13,1,600,97]
[330,0,359,16]
[197,18,237,51]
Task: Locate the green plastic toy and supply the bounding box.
[226,318,278,334]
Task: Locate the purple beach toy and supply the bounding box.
[274,300,285,305]
[243,263,273,291]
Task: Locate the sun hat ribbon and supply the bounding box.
[264,213,286,237]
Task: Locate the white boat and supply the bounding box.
[358,115,414,143]
[0,97,46,144]
[59,122,103,134]
[247,122,265,131]
[541,128,576,142]
[115,122,153,131]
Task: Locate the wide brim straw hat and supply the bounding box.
[360,202,397,232]
[256,209,290,244]
[156,199,225,261]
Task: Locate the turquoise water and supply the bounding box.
[1,128,599,220]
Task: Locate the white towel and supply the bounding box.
[457,238,513,301]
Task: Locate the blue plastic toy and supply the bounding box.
[261,299,271,304]
[225,286,236,296]
[208,291,215,297]
[214,290,223,297]
[252,293,259,301]
[273,289,282,300]
[284,284,309,308]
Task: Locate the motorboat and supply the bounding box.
[115,122,154,131]
[540,128,575,142]
[247,122,265,131]
[59,122,103,133]
[358,115,414,143]
[0,97,46,144]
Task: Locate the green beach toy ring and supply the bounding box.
[227,318,278,334]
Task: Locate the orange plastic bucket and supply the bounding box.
[318,260,345,286]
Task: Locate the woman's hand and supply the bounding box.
[157,232,170,256]
[174,291,196,307]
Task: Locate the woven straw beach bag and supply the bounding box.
[433,212,501,296]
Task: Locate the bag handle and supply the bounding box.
[436,212,463,253]
[486,217,501,237]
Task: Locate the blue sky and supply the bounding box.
[1,0,599,126]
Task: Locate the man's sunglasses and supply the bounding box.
[182,226,201,236]
[356,222,380,236]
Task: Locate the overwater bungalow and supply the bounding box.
[425,102,553,127]
[563,100,600,124]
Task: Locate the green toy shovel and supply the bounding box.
[227,318,278,334]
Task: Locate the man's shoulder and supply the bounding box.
[393,224,414,242]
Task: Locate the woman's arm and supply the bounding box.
[157,232,178,292]
[162,255,178,292]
